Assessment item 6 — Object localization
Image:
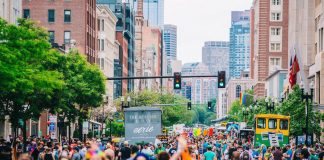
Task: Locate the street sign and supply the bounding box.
[82,121,89,134]
[50,132,56,139]
[269,133,280,147]
[156,135,168,144]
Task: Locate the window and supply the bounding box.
[48,31,55,43]
[101,39,104,51]
[236,85,241,98]
[64,10,71,22]
[101,19,104,31]
[268,119,277,129]
[270,43,281,51]
[100,58,104,70]
[23,9,30,18]
[48,9,55,22]
[280,120,288,130]
[64,31,71,44]
[272,0,281,5]
[257,118,266,129]
[319,28,323,51]
[271,12,281,21]
[271,27,281,36]
[97,19,100,31]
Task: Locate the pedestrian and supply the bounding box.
[273,147,283,160]
[203,146,216,160]
[105,143,115,160]
[18,153,32,160]
[31,143,42,160]
[157,152,170,160]
[299,148,310,160]
[42,147,54,160]
[119,141,131,160]
[71,147,81,160]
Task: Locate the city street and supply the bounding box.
[1,0,324,160]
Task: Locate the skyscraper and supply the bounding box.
[229,10,250,79]
[134,0,164,27]
[163,24,177,75]
[202,41,229,78]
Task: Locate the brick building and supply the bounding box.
[23,0,98,63]
[250,0,289,98]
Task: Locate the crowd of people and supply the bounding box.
[0,133,323,160]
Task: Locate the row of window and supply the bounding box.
[48,31,71,44]
[23,9,71,23]
[257,118,288,130]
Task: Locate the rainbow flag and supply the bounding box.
[240,92,247,106]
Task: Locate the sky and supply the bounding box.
[164,0,253,64]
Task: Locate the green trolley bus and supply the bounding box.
[254,114,290,147]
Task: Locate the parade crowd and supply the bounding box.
[0,133,323,160]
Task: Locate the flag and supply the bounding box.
[240,92,247,106]
[289,55,300,87]
[239,92,243,105]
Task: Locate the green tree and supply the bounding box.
[0,18,65,151]
[279,85,321,138]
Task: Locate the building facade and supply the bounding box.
[163,24,177,75]
[217,88,228,119]
[250,0,289,98]
[229,10,251,79]
[181,63,217,104]
[97,5,118,104]
[265,69,288,100]
[23,0,98,63]
[226,76,254,113]
[202,41,229,78]
[134,0,164,27]
[0,0,21,25]
[97,0,136,95]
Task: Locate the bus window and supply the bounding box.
[280,119,288,130]
[268,119,277,129]
[257,118,265,128]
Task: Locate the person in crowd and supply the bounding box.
[203,146,216,160]
[119,141,131,160]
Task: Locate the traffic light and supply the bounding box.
[187,102,192,110]
[218,71,226,88]
[208,101,212,110]
[174,72,181,89]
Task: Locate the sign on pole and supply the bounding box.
[82,121,89,134]
[156,135,168,144]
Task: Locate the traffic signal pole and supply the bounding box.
[107,75,218,80]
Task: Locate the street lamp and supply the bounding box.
[22,102,30,152]
[300,80,314,146]
[242,107,249,121]
[121,96,131,109]
[265,97,275,112]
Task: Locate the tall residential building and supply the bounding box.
[0,0,21,25]
[163,24,177,75]
[229,10,251,79]
[97,5,118,104]
[181,63,217,104]
[202,41,229,78]
[250,0,289,98]
[97,0,136,95]
[134,0,164,27]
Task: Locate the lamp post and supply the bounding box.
[242,107,249,121]
[121,96,131,110]
[300,80,314,146]
[22,103,30,152]
[265,97,275,113]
